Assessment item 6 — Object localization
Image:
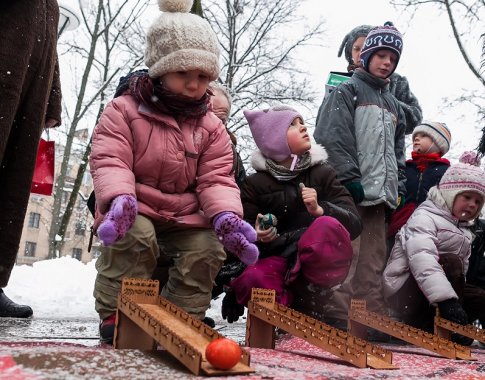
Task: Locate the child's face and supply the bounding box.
[351,36,366,66]
[161,69,210,100]
[287,117,311,155]
[413,132,435,154]
[452,191,484,221]
[210,90,230,125]
[368,50,398,79]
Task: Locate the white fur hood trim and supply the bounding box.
[250,143,328,172]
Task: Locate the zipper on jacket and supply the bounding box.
[378,88,390,202]
[416,172,423,202]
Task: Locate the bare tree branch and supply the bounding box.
[49,0,149,258]
[203,0,325,161]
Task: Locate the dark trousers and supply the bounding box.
[389,253,485,330]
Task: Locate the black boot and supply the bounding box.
[201,316,216,328]
[0,289,33,318]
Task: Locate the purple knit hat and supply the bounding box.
[244,105,303,162]
[360,24,403,76]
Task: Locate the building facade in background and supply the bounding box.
[16,141,98,265]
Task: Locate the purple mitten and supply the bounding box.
[213,212,259,265]
[97,194,138,246]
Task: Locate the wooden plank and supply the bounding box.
[246,289,397,369]
[114,278,254,376]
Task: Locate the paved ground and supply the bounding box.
[1,317,484,379]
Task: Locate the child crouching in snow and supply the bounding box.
[221,106,362,323]
[89,0,258,344]
[383,152,485,345]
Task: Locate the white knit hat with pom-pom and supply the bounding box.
[438,151,485,213]
[145,0,220,80]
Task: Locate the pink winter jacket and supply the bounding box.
[90,94,243,230]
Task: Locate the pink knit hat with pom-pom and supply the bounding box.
[439,151,485,211]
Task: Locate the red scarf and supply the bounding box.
[411,151,442,172]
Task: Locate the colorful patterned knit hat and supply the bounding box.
[439,151,485,213]
[412,121,452,155]
[360,24,403,77]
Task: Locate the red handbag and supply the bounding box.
[30,138,55,196]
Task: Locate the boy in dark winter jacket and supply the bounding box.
[313,24,407,326]
[337,22,422,134]
[221,106,362,323]
[468,218,485,332]
[388,122,451,241]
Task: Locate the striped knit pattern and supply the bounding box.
[413,121,452,155]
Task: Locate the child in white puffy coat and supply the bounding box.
[383,152,485,345]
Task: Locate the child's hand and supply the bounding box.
[300,183,324,217]
[213,212,259,265]
[97,194,138,246]
[255,213,278,243]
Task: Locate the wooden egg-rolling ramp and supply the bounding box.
[348,299,476,361]
[434,309,485,345]
[245,288,397,369]
[113,278,254,376]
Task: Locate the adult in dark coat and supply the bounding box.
[0,0,62,317]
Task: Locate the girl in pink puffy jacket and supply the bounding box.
[89,0,258,344]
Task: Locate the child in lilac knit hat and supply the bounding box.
[220,105,363,323]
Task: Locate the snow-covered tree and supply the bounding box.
[48,0,149,258]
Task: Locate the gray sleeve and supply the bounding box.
[395,105,407,196]
[390,73,423,135]
[313,83,361,184]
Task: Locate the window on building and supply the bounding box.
[75,222,86,236]
[78,197,87,209]
[28,212,41,229]
[62,191,70,205]
[92,249,102,259]
[25,242,36,257]
[72,248,83,261]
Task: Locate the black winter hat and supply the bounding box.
[337,24,373,65]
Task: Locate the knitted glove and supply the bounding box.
[438,298,468,325]
[344,182,364,204]
[438,298,473,346]
[221,289,245,323]
[213,212,259,265]
[97,194,138,246]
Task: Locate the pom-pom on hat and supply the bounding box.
[360,23,403,77]
[439,151,485,213]
[337,24,372,65]
[145,0,220,80]
[412,121,452,155]
[244,106,303,162]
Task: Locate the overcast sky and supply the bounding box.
[290,0,484,160]
[62,0,484,162]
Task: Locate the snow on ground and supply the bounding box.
[4,257,229,322]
